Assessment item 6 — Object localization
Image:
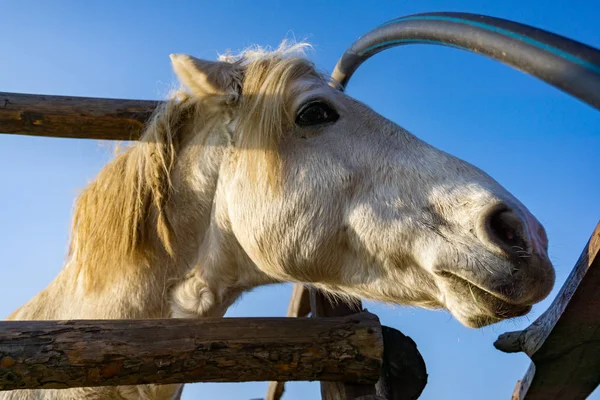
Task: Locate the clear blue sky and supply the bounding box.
[1,1,599,399]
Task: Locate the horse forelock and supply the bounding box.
[232,42,325,189]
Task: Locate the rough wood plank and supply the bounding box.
[495,221,600,400]
[511,364,536,400]
[0,315,383,391]
[310,289,375,400]
[310,290,427,400]
[0,92,159,140]
[265,284,311,400]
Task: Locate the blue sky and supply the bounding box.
[1,1,599,399]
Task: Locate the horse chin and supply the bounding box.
[458,314,503,329]
[440,272,533,328]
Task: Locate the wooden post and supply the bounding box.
[495,221,600,400]
[286,283,312,319]
[0,92,158,140]
[310,290,427,400]
[0,315,383,391]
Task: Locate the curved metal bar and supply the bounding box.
[331,12,600,110]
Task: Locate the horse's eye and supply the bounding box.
[295,101,339,127]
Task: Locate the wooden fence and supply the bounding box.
[495,221,600,400]
[0,90,598,399]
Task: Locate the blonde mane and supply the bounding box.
[68,42,324,291]
[69,93,200,290]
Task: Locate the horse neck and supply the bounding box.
[10,129,228,322]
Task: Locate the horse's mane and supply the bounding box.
[227,42,320,186]
[67,42,324,291]
[69,93,200,290]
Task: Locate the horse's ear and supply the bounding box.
[170,54,242,100]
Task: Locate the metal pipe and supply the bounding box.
[331,12,600,111]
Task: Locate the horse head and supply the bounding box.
[166,44,554,328]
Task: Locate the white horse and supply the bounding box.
[3,43,555,400]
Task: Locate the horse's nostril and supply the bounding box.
[483,207,530,256]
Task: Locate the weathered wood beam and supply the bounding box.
[495,221,600,400]
[0,92,158,140]
[0,315,383,391]
[311,289,375,400]
[265,284,312,400]
[310,290,427,400]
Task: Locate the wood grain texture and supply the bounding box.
[265,284,312,400]
[310,290,374,400]
[0,315,383,391]
[0,92,159,140]
[309,290,427,400]
[495,221,600,400]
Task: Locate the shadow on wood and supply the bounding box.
[310,289,427,400]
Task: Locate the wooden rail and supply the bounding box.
[495,221,600,400]
[0,314,383,391]
[265,286,428,400]
[265,284,312,400]
[310,289,427,400]
[0,92,158,140]
[311,290,378,400]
